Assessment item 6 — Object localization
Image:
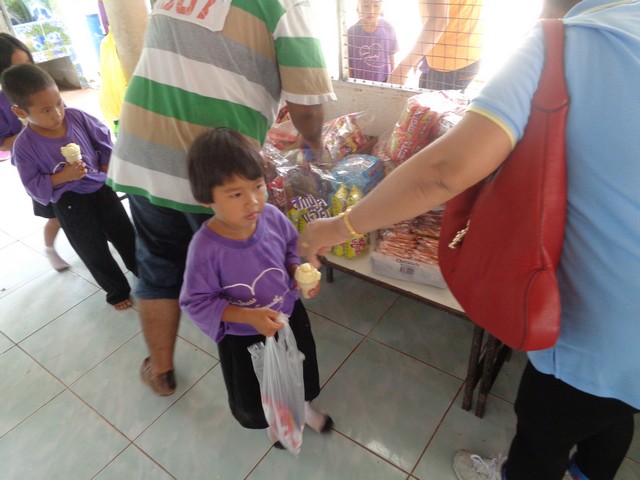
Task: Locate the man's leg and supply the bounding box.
[129,194,211,395]
[139,298,181,375]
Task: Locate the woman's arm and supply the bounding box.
[299,112,513,266]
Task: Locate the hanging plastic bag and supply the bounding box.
[98,32,128,132]
[248,313,305,455]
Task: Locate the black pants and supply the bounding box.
[217,300,321,429]
[505,362,638,480]
[419,60,480,91]
[52,186,137,305]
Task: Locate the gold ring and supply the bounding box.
[301,242,310,248]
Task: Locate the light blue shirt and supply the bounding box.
[469,0,640,408]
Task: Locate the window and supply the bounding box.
[313,0,545,96]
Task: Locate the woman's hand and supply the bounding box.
[298,216,349,268]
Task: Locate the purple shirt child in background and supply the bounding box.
[347,0,399,82]
[0,91,24,150]
[3,63,136,309]
[13,108,111,205]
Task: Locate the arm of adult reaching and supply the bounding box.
[298,112,514,267]
[286,101,325,150]
[387,0,449,85]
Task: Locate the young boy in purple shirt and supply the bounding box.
[1,63,136,310]
[348,0,399,82]
[179,128,332,446]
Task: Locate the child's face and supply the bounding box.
[11,49,31,66]
[209,174,267,237]
[359,0,383,27]
[13,85,65,135]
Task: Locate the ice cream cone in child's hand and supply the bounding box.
[295,263,321,298]
[60,143,82,163]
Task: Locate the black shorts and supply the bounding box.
[32,199,56,219]
[217,300,321,429]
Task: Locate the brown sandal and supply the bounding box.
[140,357,176,396]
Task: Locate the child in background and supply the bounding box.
[347,0,399,82]
[179,128,333,446]
[0,32,69,271]
[1,63,136,310]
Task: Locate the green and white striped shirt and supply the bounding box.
[107,0,336,212]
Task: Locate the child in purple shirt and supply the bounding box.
[179,128,333,446]
[0,32,69,271]
[347,0,399,82]
[1,63,136,310]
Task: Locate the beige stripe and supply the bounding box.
[223,7,275,62]
[121,103,208,152]
[280,66,333,96]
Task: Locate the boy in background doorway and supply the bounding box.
[348,0,399,82]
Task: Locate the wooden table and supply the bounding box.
[320,252,511,418]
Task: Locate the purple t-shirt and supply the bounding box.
[348,17,399,82]
[12,107,112,205]
[180,203,301,343]
[0,91,24,144]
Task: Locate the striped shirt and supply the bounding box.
[107,0,336,212]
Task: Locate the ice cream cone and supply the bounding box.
[295,263,321,299]
[61,143,82,163]
[298,280,320,299]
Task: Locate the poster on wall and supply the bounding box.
[6,0,87,86]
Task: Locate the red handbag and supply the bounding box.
[438,19,568,351]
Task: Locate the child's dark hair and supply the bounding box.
[0,63,56,110]
[187,128,265,204]
[0,33,33,75]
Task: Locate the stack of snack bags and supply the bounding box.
[381,90,469,167]
[263,111,383,256]
[370,208,446,288]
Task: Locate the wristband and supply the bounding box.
[338,207,363,238]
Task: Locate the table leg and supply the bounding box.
[462,325,485,411]
[325,265,334,283]
[475,335,511,418]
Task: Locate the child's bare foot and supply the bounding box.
[113,298,133,310]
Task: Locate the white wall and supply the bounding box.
[327,80,417,137]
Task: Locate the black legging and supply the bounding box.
[505,362,638,480]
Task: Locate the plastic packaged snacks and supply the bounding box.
[330,154,384,195]
[322,111,373,166]
[388,91,468,165]
[287,194,331,233]
[371,209,445,287]
[263,146,337,214]
[331,185,370,258]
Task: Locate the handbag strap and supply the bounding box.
[536,19,569,111]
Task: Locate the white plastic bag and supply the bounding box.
[248,313,306,454]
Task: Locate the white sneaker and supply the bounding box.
[453,450,577,480]
[453,450,505,480]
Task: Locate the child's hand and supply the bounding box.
[64,161,88,181]
[249,308,284,337]
[304,283,321,299]
[52,161,88,187]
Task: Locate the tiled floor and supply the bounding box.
[1,88,639,480]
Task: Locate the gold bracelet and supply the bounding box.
[338,207,363,238]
